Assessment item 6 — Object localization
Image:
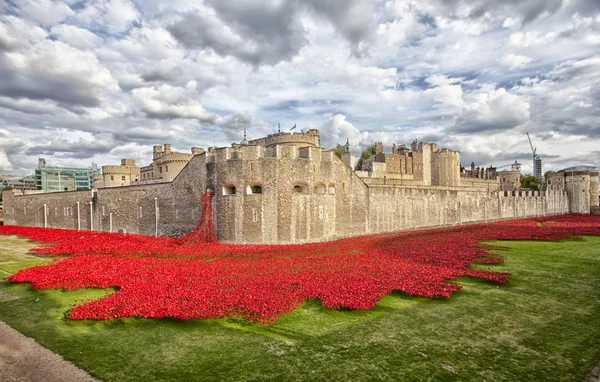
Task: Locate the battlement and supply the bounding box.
[248,130,320,149]
[156,152,195,163]
[210,144,330,164]
[103,165,137,175]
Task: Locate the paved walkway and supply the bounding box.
[0,321,98,382]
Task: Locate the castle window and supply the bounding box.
[223,185,236,196]
[294,183,308,194]
[329,185,336,194]
[159,167,162,174]
[122,176,126,181]
[319,205,324,220]
[165,166,168,172]
[315,184,326,194]
[252,208,259,222]
[111,175,114,181]
[247,185,263,195]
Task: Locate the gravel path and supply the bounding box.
[0,321,98,382]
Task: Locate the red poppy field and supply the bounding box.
[1,214,599,323]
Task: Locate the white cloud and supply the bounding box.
[50,24,103,50]
[17,0,74,27]
[422,74,465,108]
[0,16,47,51]
[0,0,600,175]
[508,31,557,48]
[131,83,218,122]
[0,39,118,106]
[501,53,534,70]
[454,88,530,133]
[75,0,139,34]
[0,150,13,172]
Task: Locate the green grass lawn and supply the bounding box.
[0,235,599,381]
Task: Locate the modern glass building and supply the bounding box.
[35,165,92,192]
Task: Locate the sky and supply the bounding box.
[0,0,599,176]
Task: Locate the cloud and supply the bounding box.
[73,0,139,34]
[318,114,394,153]
[508,31,557,48]
[305,0,375,53]
[167,2,306,66]
[501,53,534,70]
[431,0,564,24]
[16,0,74,27]
[167,0,375,65]
[50,24,103,50]
[0,16,47,52]
[453,88,530,133]
[219,111,253,141]
[131,82,218,122]
[558,15,600,45]
[26,133,116,159]
[0,128,27,172]
[0,38,117,107]
[0,0,600,176]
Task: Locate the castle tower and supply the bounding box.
[511,161,522,173]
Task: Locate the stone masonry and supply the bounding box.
[3,130,577,244]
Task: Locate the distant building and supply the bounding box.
[102,159,140,188]
[534,155,544,178]
[139,144,204,183]
[34,159,92,192]
[549,165,599,213]
[2,176,37,191]
[497,161,522,192]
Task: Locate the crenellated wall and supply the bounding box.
[2,139,574,244]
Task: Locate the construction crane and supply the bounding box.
[526,132,543,178]
[526,132,536,161]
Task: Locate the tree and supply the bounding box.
[520,175,541,191]
[332,144,346,159]
[544,170,554,179]
[356,144,377,171]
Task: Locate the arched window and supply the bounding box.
[247,185,263,194]
[315,184,326,194]
[223,184,236,196]
[294,183,308,194]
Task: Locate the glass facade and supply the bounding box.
[35,167,92,192]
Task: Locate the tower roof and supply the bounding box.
[559,165,598,172]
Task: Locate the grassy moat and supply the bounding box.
[0,235,599,381]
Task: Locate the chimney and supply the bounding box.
[376,142,383,154]
[471,161,475,173]
[191,147,204,155]
[164,144,171,154]
[392,143,398,155]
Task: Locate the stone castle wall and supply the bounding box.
[3,143,572,244]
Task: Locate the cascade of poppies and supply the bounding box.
[177,191,218,244]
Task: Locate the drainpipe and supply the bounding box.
[76,201,81,230]
[154,197,159,237]
[43,204,47,228]
[459,201,462,225]
[514,193,517,219]
[89,201,93,230]
[109,212,113,233]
